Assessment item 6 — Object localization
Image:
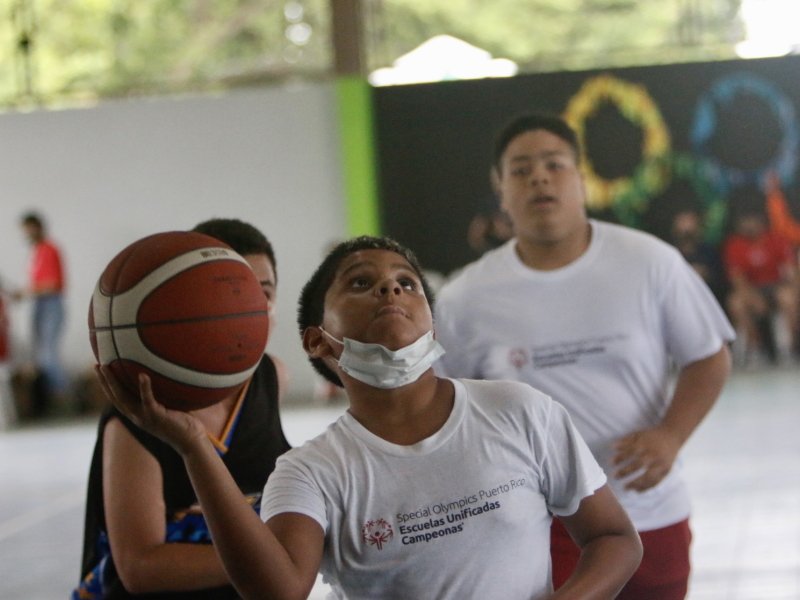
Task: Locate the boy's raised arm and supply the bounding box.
[98,367,324,600]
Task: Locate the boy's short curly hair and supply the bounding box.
[192,218,277,282]
[297,236,435,387]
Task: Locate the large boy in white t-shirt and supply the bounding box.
[435,114,735,599]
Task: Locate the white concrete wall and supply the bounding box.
[0,83,348,403]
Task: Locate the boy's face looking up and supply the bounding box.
[320,249,432,353]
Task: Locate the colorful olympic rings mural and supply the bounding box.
[561,71,798,231]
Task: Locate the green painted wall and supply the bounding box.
[335,76,381,236]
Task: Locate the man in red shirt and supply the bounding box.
[13,212,68,411]
[723,209,799,364]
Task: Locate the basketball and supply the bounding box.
[88,231,270,411]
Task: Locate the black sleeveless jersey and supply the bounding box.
[75,355,290,599]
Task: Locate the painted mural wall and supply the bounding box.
[374,54,800,277]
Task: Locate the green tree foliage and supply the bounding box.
[371,0,743,72]
[1,0,330,109]
[0,0,743,111]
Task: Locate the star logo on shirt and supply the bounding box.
[361,518,394,550]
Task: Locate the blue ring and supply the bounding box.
[690,72,797,190]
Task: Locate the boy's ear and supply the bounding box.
[303,326,332,358]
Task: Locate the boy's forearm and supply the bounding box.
[552,533,642,599]
[662,345,731,447]
[181,441,306,600]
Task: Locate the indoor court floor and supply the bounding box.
[1,365,798,599]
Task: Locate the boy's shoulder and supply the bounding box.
[457,377,555,422]
[439,243,513,300]
[595,220,680,260]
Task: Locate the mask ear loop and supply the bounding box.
[318,327,345,347]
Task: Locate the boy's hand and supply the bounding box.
[96,365,207,455]
[612,427,681,492]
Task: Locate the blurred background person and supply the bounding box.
[11,211,69,415]
[670,208,727,306]
[765,171,800,248]
[722,208,799,366]
[466,200,514,257]
[0,277,15,429]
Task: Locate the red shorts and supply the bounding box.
[551,517,692,599]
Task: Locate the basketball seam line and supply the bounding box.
[90,310,270,331]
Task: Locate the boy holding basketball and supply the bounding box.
[101,235,642,599]
[75,220,290,599]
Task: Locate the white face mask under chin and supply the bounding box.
[320,328,445,389]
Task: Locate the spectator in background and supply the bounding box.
[466,199,514,257]
[765,171,800,246]
[0,280,15,429]
[723,208,799,365]
[670,208,727,305]
[12,211,69,413]
[763,172,800,358]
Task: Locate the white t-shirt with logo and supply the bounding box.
[260,378,605,600]
[435,220,735,531]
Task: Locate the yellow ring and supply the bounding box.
[563,74,671,209]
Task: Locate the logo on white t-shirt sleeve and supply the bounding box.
[509,347,529,369]
[361,518,394,550]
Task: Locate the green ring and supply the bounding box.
[613,152,727,243]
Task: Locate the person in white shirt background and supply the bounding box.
[435,113,734,600]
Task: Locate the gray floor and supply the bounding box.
[682,366,800,599]
[1,367,798,599]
